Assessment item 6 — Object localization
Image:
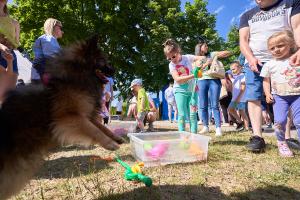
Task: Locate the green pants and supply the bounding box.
[174,91,198,133]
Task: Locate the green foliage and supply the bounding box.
[10,0,226,98]
[222,24,240,69]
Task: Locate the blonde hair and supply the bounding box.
[267,30,298,54]
[43,18,62,36]
[162,39,181,55]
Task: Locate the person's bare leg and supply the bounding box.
[228,107,243,124]
[248,100,262,136]
[239,110,250,130]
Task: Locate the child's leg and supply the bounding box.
[189,93,198,133]
[228,103,243,124]
[273,95,289,141]
[273,95,293,157]
[175,92,189,131]
[285,109,292,139]
[290,95,300,141]
[168,103,172,122]
[239,109,249,129]
[136,112,147,131]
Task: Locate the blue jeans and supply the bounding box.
[197,79,221,127]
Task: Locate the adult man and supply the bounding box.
[239,0,300,152]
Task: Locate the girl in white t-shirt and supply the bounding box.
[163,39,207,133]
[260,30,300,157]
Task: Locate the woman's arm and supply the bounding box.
[215,51,231,58]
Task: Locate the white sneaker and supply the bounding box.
[199,126,209,134]
[215,127,222,137]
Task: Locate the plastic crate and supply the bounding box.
[128,131,211,167]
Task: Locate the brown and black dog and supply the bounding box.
[0,36,123,199]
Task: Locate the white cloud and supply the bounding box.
[230,17,236,25]
[213,5,225,14]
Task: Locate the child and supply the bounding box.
[99,90,110,125]
[228,61,249,131]
[260,30,300,157]
[130,78,150,132]
[164,82,178,123]
[163,39,206,133]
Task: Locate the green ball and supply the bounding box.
[179,141,190,149]
[144,143,153,151]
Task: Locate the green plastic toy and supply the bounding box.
[115,156,152,187]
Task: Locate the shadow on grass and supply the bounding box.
[35,154,135,179]
[96,185,228,200]
[230,185,300,200]
[95,185,300,200]
[212,139,248,146]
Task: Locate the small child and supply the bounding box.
[228,61,249,131]
[99,91,110,125]
[164,82,178,123]
[130,79,150,132]
[260,30,300,157]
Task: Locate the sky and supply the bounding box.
[181,0,257,40]
[8,0,257,40]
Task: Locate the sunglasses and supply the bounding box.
[55,25,63,31]
[167,53,177,61]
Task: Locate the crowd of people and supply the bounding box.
[0,0,300,158]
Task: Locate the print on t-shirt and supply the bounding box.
[175,64,190,76]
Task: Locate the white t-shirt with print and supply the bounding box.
[168,54,195,92]
[230,73,246,102]
[260,59,300,96]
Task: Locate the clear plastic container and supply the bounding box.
[108,121,136,137]
[128,131,211,167]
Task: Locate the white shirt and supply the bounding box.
[260,59,300,95]
[168,54,195,91]
[230,73,246,102]
[116,100,123,112]
[164,86,175,103]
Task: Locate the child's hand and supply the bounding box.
[266,94,273,103]
[203,58,212,69]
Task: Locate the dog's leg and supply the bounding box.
[92,115,124,144]
[52,116,120,151]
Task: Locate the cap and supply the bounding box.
[130,79,142,88]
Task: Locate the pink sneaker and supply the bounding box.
[277,141,294,157]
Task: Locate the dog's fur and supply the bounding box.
[0,36,123,199]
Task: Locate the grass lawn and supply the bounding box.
[13,130,300,200]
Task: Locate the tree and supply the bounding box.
[222,24,240,69]
[10,0,222,98]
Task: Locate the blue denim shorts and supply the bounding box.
[0,51,18,74]
[229,102,246,110]
[244,63,263,101]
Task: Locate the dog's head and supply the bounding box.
[46,35,114,86]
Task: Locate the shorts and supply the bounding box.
[0,51,18,74]
[229,102,246,110]
[167,101,177,112]
[244,63,264,101]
